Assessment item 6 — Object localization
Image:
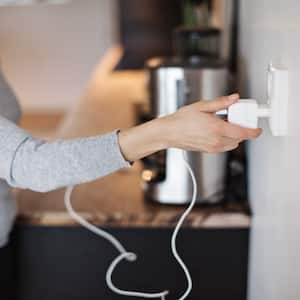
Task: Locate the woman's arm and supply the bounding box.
[0,94,261,193]
[0,116,130,192]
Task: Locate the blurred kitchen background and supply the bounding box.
[0,0,233,112]
[0,1,299,300]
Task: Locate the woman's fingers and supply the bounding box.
[219,136,241,145]
[192,94,262,140]
[206,136,240,153]
[219,121,262,139]
[220,143,240,152]
[195,93,240,113]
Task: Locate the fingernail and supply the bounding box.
[228,93,239,101]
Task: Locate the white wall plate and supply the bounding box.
[268,63,289,136]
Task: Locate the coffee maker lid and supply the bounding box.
[146,56,227,70]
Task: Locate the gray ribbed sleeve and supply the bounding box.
[0,67,22,248]
[0,116,131,192]
[0,66,131,248]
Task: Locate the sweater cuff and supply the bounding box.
[112,129,133,168]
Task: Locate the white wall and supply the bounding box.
[0,0,117,112]
[239,1,300,300]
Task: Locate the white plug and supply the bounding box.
[217,99,270,129]
[217,64,289,136]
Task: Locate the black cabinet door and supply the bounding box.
[0,230,17,300]
[16,226,249,300]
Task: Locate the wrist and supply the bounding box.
[118,117,170,162]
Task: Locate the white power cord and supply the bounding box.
[171,151,197,300]
[64,150,197,299]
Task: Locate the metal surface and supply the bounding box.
[144,61,228,204]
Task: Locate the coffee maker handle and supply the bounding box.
[176,79,186,108]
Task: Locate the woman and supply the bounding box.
[0,68,261,247]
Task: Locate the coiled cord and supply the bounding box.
[64,150,197,299]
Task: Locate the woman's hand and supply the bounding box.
[163,93,262,153]
[118,94,262,162]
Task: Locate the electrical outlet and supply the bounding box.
[215,64,289,136]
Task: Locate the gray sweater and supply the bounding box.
[0,70,131,247]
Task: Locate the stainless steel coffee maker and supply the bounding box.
[142,28,229,205]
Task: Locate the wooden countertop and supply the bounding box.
[18,163,250,228]
[17,47,250,228]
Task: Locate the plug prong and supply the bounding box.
[215,109,228,116]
